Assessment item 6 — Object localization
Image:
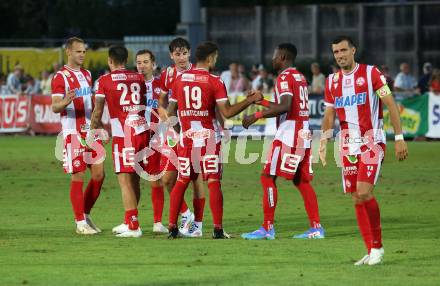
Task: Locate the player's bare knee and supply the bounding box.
[92,171,105,181]
[71,171,85,182]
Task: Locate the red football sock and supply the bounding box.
[125,209,139,230]
[151,186,164,223]
[180,199,189,214]
[70,180,85,221]
[364,197,382,249]
[261,176,278,231]
[208,181,223,229]
[193,198,206,222]
[355,203,373,253]
[84,179,104,214]
[296,181,321,228]
[168,180,189,227]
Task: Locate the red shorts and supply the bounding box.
[177,143,222,181]
[112,132,149,173]
[341,143,386,193]
[144,148,162,175]
[160,144,178,172]
[62,134,104,174]
[262,139,313,181]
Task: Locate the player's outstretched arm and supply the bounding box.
[158,90,169,121]
[319,107,336,167]
[166,101,180,133]
[51,89,75,113]
[90,96,105,130]
[216,91,261,119]
[380,94,409,161]
[242,92,291,129]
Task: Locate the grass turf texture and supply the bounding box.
[0,135,439,286]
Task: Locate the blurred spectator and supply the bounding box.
[380,64,394,90]
[221,62,250,95]
[6,65,24,94]
[220,62,235,93]
[0,73,7,95]
[418,62,433,94]
[394,62,418,93]
[23,74,40,95]
[429,69,440,95]
[310,62,325,94]
[40,70,52,95]
[251,65,273,94]
[248,64,259,81]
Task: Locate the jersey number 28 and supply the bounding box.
[118,83,141,105]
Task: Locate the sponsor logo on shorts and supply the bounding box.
[185,128,211,140]
[343,165,358,175]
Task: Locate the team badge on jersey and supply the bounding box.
[356,77,365,87]
[333,72,339,83]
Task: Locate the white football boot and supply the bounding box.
[116,228,143,238]
[153,222,169,234]
[85,214,102,233]
[76,221,98,235]
[112,223,129,234]
[368,248,384,265]
[179,212,194,235]
[354,254,370,266]
[183,222,203,238]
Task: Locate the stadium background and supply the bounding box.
[0,1,439,285]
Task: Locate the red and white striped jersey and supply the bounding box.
[324,63,388,155]
[95,69,147,138]
[51,65,93,137]
[159,63,194,98]
[273,67,311,149]
[144,77,161,128]
[170,68,227,148]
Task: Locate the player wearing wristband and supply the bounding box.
[319,36,408,265]
[241,43,324,241]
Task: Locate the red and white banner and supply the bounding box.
[29,95,61,133]
[0,95,29,133]
[0,94,111,134]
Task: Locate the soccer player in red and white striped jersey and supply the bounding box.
[51,37,104,235]
[91,46,148,238]
[319,36,408,265]
[135,49,168,233]
[241,43,324,240]
[158,38,206,235]
[167,41,262,239]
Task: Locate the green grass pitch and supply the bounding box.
[0,136,439,285]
